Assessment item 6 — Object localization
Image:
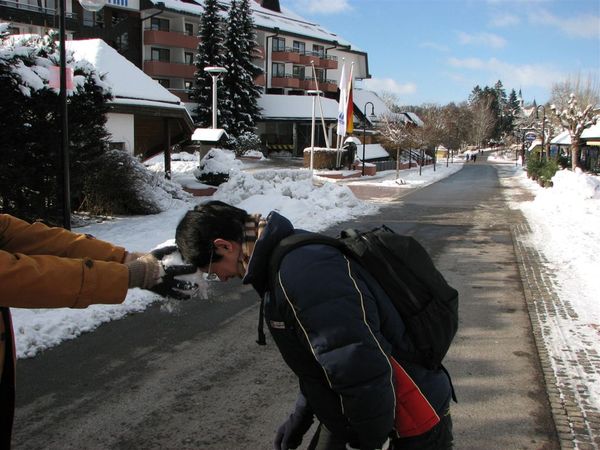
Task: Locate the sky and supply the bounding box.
[282,0,600,107]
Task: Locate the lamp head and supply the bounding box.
[204,66,228,75]
[78,0,107,12]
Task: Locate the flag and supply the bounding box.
[346,73,354,134]
[337,63,347,137]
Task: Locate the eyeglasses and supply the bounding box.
[205,245,219,282]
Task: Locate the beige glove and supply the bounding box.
[126,253,164,289]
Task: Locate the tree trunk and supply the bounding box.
[571,141,580,170]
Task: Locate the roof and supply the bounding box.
[67,39,184,107]
[549,123,600,146]
[191,128,228,142]
[146,0,358,49]
[356,143,390,161]
[258,94,339,120]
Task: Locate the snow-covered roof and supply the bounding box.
[67,39,184,108]
[145,0,357,49]
[352,89,391,121]
[549,124,600,146]
[258,93,339,120]
[191,128,228,142]
[356,143,389,161]
[551,130,571,145]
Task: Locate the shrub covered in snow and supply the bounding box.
[194,149,242,186]
[226,131,262,157]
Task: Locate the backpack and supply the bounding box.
[267,225,459,370]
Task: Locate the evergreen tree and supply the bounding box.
[222,0,262,138]
[191,0,229,129]
[505,89,520,134]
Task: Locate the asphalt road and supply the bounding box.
[12,159,559,449]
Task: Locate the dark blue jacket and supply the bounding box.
[243,212,452,449]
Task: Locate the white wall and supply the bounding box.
[106,113,134,154]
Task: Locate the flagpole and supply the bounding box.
[310,62,330,150]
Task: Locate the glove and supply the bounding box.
[126,246,199,300]
[346,437,390,450]
[274,394,314,450]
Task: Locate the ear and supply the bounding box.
[213,238,233,253]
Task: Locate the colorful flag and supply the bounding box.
[337,63,347,137]
[346,70,354,134]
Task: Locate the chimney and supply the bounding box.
[256,0,281,12]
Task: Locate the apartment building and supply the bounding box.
[1,0,370,156]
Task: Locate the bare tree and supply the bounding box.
[550,73,599,170]
[469,96,496,148]
[377,113,412,178]
[551,94,598,169]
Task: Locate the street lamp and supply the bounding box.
[362,101,375,176]
[536,105,546,160]
[204,66,227,129]
[58,0,107,230]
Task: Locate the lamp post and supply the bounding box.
[536,104,546,160]
[362,101,375,176]
[204,66,227,129]
[58,0,106,230]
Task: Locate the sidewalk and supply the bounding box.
[512,208,600,449]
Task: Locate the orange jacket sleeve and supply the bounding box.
[0,214,129,308]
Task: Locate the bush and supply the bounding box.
[81,150,162,215]
[226,131,262,157]
[194,149,242,186]
[526,157,544,180]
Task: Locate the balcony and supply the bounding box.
[299,53,318,66]
[271,74,301,89]
[144,29,199,50]
[318,55,338,70]
[271,47,301,64]
[144,60,196,79]
[303,78,337,93]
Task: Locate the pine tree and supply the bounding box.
[191,0,228,129]
[222,0,262,138]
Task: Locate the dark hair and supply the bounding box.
[175,201,248,268]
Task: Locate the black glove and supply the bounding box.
[274,394,314,450]
[149,246,199,300]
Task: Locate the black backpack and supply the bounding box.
[267,225,459,370]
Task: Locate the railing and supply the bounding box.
[0,0,77,18]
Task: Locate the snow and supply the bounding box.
[258,93,339,120]
[9,149,600,413]
[490,151,600,410]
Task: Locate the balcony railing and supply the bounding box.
[144,29,199,50]
[0,0,77,18]
[144,60,196,79]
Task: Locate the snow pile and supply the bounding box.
[195,149,243,178]
[551,168,600,200]
[214,169,377,231]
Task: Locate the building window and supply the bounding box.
[155,78,170,88]
[184,80,193,91]
[292,41,305,54]
[272,62,285,78]
[115,32,129,53]
[314,68,325,82]
[151,47,170,62]
[292,65,305,79]
[184,52,194,65]
[150,17,169,32]
[45,0,55,11]
[313,44,324,58]
[272,37,285,52]
[184,23,194,36]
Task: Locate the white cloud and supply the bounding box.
[288,0,352,14]
[457,31,507,49]
[419,41,449,52]
[447,56,564,89]
[489,13,520,28]
[529,9,600,39]
[363,78,417,96]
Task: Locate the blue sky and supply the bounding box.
[283,0,600,107]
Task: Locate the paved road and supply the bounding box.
[12,160,559,449]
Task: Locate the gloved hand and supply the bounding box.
[126,246,199,300]
[274,394,314,450]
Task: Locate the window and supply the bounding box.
[184,80,193,91]
[272,37,285,52]
[184,52,194,65]
[150,17,169,32]
[314,68,325,82]
[184,23,194,36]
[292,65,305,79]
[151,48,170,62]
[82,10,94,27]
[115,32,129,53]
[155,78,170,88]
[272,63,285,77]
[292,41,305,54]
[313,44,324,58]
